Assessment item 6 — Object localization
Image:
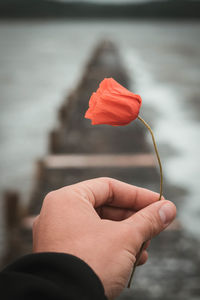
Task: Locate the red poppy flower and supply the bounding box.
[85,78,142,126]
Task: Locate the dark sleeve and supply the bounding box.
[0,253,107,300]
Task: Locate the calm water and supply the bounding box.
[0,20,200,256]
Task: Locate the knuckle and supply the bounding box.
[99,177,116,186]
[99,176,111,181]
[42,190,59,209]
[44,190,56,202]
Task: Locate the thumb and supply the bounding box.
[125,200,176,248]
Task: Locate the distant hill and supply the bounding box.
[0,0,200,19]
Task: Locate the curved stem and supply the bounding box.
[127,241,146,288]
[127,115,163,288]
[137,115,163,200]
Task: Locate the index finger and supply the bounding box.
[72,177,160,210]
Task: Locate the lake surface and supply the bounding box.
[0,20,200,256]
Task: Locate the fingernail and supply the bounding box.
[159,203,175,226]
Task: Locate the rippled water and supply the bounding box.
[0,20,200,255]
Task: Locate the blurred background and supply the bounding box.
[0,0,200,298]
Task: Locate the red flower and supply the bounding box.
[85,78,142,126]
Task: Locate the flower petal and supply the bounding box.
[85,78,142,126]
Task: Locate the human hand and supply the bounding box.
[33,177,176,299]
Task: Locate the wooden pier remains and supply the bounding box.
[2,41,200,300]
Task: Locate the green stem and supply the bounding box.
[127,115,163,288]
[137,115,163,200]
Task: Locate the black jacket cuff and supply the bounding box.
[1,252,107,300]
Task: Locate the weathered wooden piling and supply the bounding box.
[2,191,22,264]
[4,191,20,231]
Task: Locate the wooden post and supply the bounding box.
[4,190,20,231]
[49,129,59,153]
[35,159,45,182]
[3,190,21,264]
